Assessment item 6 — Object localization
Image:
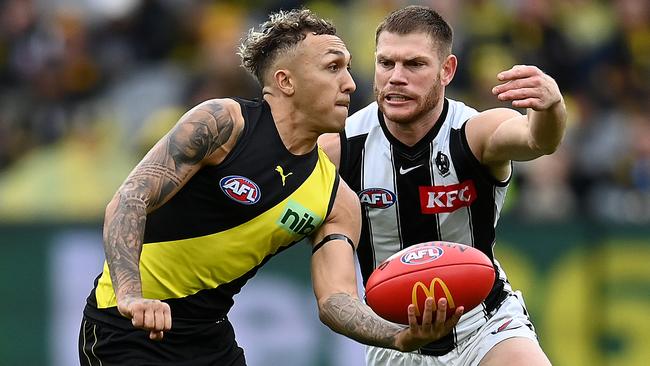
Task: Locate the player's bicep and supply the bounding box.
[311,179,361,251]
[310,179,361,301]
[116,99,242,212]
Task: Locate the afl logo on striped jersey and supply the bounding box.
[400,244,444,265]
[220,175,261,205]
[359,188,396,209]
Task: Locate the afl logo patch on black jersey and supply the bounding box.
[220,175,261,205]
[435,151,450,177]
[359,188,396,209]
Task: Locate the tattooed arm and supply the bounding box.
[103,98,242,340]
[310,179,463,351]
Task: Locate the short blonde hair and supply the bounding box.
[239,8,337,85]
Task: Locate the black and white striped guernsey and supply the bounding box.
[340,98,513,356]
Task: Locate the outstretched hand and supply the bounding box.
[394,297,464,352]
[492,65,563,111]
[118,296,172,341]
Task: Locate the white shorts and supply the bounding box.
[365,291,538,366]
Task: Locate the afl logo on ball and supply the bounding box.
[400,244,444,265]
[220,175,261,205]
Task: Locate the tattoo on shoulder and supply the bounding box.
[169,101,235,166]
[117,101,236,209]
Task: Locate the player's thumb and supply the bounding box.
[149,330,164,341]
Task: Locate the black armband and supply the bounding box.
[312,234,355,254]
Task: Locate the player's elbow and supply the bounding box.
[316,292,354,331]
[104,194,120,219]
[317,307,331,328]
[316,297,338,331]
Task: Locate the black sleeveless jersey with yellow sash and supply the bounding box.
[84,98,339,327]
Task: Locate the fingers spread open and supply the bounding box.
[407,303,418,329]
[434,298,447,326]
[421,297,435,327]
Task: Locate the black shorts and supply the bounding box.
[79,315,246,366]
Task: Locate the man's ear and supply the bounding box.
[441,54,457,87]
[274,69,295,96]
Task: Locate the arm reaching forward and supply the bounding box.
[310,179,463,351]
[103,99,242,340]
[466,65,567,180]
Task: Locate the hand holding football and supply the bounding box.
[365,241,495,325]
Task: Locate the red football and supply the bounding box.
[365,241,495,325]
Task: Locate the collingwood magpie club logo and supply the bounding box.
[435,151,450,177]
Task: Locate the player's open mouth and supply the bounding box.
[385,94,412,102]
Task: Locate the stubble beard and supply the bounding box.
[374,78,443,125]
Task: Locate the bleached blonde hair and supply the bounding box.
[238,8,337,86]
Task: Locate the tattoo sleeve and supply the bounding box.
[104,101,235,301]
[319,292,403,349]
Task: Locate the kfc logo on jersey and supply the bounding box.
[359,188,396,209]
[418,180,477,214]
[220,175,261,205]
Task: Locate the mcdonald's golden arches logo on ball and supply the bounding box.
[411,278,455,316]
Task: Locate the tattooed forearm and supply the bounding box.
[319,293,402,349]
[103,163,174,299]
[104,194,147,300]
[128,162,183,209]
[131,162,183,187]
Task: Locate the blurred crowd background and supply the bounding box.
[1,1,649,366]
[0,0,648,223]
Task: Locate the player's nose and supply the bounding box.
[342,70,356,94]
[389,64,407,85]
